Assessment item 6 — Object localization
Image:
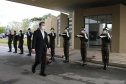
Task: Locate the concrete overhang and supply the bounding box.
[7,0,126,13]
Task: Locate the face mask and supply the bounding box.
[51,30,54,32]
[104,31,107,34]
[41,26,45,30]
[81,31,84,33]
[65,30,67,32]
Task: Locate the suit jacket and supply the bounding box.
[32,28,50,53]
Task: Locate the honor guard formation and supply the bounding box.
[6,22,111,77]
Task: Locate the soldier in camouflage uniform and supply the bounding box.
[48,28,56,60]
[97,27,111,70]
[27,28,32,56]
[5,30,13,52]
[18,30,24,54]
[13,30,18,53]
[75,27,88,66]
[59,27,71,63]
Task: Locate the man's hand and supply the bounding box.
[49,48,51,53]
[32,49,35,54]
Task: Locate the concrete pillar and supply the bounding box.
[45,17,52,33]
[72,9,84,49]
[60,13,68,47]
[51,15,58,46]
[119,4,126,53]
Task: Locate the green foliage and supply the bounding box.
[21,18,31,33]
[8,21,21,32]
[30,13,52,22]
[0,26,6,34]
[57,14,61,17]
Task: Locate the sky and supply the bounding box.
[0,0,60,27]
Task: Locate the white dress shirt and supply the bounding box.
[40,30,45,39]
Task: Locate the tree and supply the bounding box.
[30,13,52,22]
[31,21,40,32]
[9,21,21,32]
[21,19,31,33]
[57,14,61,17]
[0,26,6,34]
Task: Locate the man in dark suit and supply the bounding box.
[32,22,51,77]
[18,30,24,54]
[5,30,13,52]
[27,28,32,56]
[13,30,18,53]
[48,28,56,60]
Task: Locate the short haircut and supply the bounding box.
[39,22,45,26]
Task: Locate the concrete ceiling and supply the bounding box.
[7,0,126,13]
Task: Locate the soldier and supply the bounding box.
[18,30,24,54]
[97,27,111,70]
[59,27,71,63]
[27,28,32,56]
[5,30,13,52]
[13,30,18,53]
[48,28,56,60]
[75,27,88,66]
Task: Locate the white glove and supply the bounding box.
[61,34,66,36]
[85,34,88,39]
[67,32,69,37]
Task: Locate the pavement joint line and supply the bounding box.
[0,46,126,69]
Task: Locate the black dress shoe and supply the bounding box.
[8,51,11,52]
[81,63,87,66]
[40,73,47,77]
[27,54,31,56]
[19,53,23,54]
[32,65,35,73]
[63,60,69,63]
[47,60,52,65]
[103,64,107,70]
[13,52,17,53]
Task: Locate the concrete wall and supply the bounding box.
[51,15,58,46]
[45,16,58,47]
[72,9,84,49]
[119,5,126,53]
[45,17,52,33]
[82,4,121,53]
[60,13,68,47]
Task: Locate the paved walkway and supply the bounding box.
[0,48,126,84]
[0,43,126,68]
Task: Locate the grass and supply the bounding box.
[0,38,28,46]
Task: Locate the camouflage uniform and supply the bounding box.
[5,34,13,52]
[27,31,32,55]
[75,33,88,65]
[48,32,56,59]
[13,34,18,53]
[98,29,111,70]
[18,32,24,54]
[59,31,71,63]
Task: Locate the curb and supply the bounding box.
[91,59,126,68]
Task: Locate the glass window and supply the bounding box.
[98,15,106,23]
[107,15,112,24]
[85,17,89,23]
[89,16,97,23]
